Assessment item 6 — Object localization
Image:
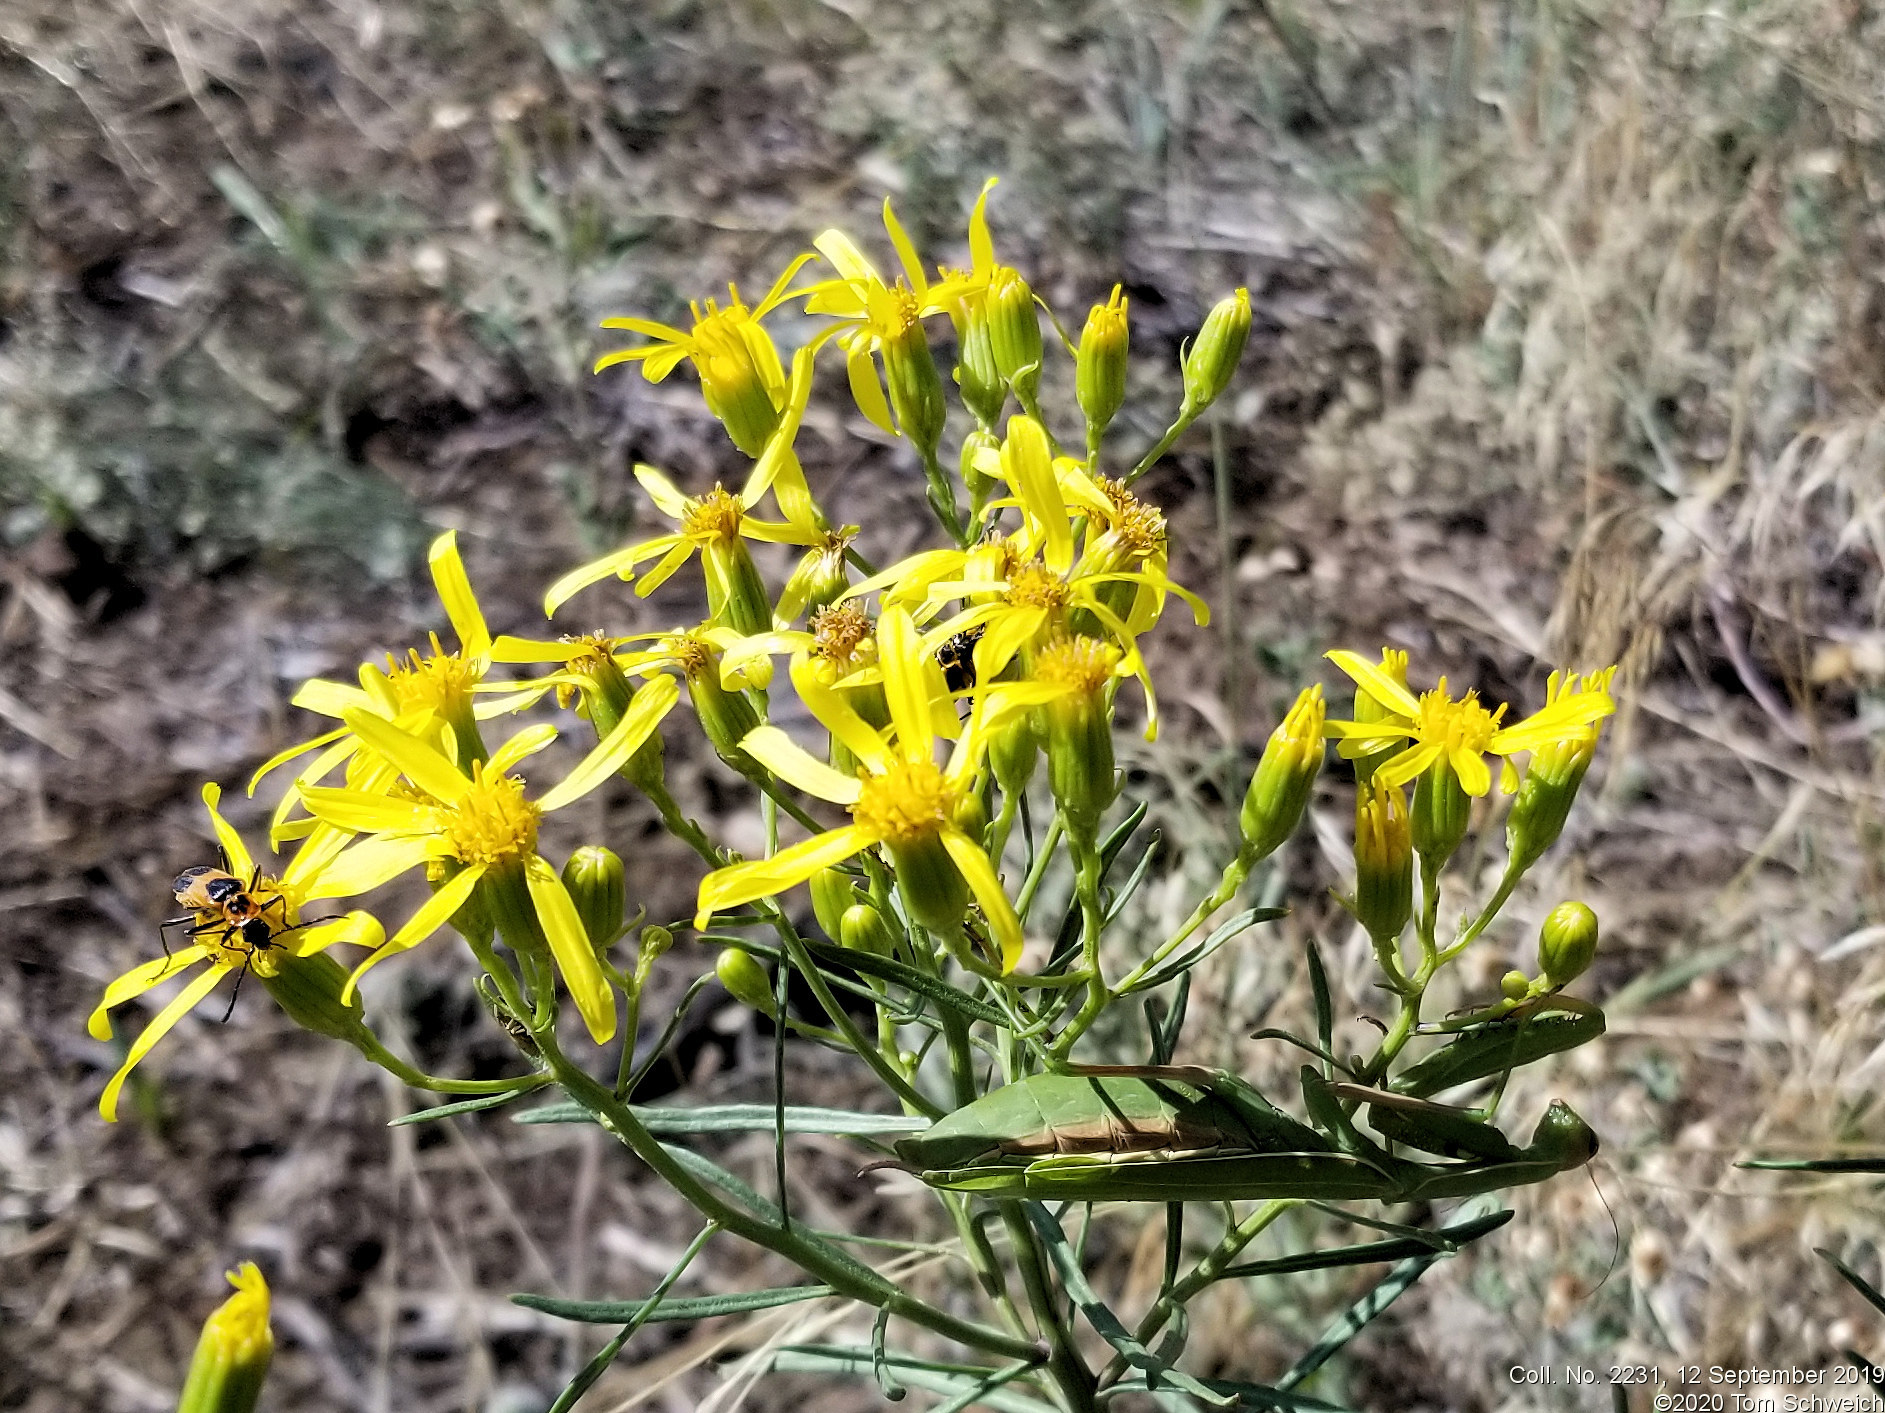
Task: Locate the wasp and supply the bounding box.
[934,623,987,694]
[162,858,315,1022]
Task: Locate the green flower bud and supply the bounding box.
[1505,667,1617,874]
[633,925,674,989]
[881,305,948,461]
[1034,636,1121,843]
[1239,685,1326,859]
[1538,901,1600,986]
[1352,780,1412,944]
[775,536,853,627]
[1349,648,1409,787]
[887,831,972,938]
[840,902,899,958]
[810,866,866,939]
[716,948,778,1015]
[952,787,989,845]
[690,310,786,458]
[1501,969,1533,1001]
[986,267,1043,406]
[989,712,1039,797]
[561,846,626,952]
[1181,287,1251,416]
[960,427,1000,518]
[701,537,773,639]
[677,638,763,773]
[951,302,1007,429]
[1411,759,1472,871]
[260,949,379,1052]
[1076,285,1129,450]
[177,1263,272,1413]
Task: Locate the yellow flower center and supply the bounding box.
[1032,635,1119,696]
[853,756,955,846]
[811,602,873,667]
[194,878,296,978]
[1096,479,1165,558]
[560,632,621,676]
[664,633,716,682]
[385,635,479,714]
[867,282,922,340]
[1413,681,1506,753]
[440,767,541,866]
[682,487,745,544]
[1005,562,1069,612]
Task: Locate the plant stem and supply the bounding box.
[1048,825,1110,1061]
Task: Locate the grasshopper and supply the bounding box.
[893,1067,1597,1203]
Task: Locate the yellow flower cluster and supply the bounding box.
[88,177,1618,1118]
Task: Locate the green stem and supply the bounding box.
[529,1025,1042,1365]
[1014,818,1064,925]
[1111,848,1252,997]
[1123,408,1198,486]
[357,1036,551,1097]
[999,1203,1097,1412]
[920,444,970,547]
[1048,825,1109,1062]
[1436,859,1522,968]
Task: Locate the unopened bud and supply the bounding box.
[1349,649,1409,787]
[1352,780,1412,944]
[960,427,1001,514]
[951,301,1007,428]
[177,1263,272,1413]
[986,267,1043,405]
[561,846,626,952]
[840,902,899,958]
[633,924,674,989]
[952,787,989,845]
[881,300,947,459]
[1181,288,1251,416]
[1076,285,1129,449]
[1538,901,1600,985]
[810,866,866,939]
[775,540,851,627]
[715,948,777,1016]
[1240,685,1326,859]
[1506,667,1617,874]
[1501,969,1533,1001]
[989,713,1039,796]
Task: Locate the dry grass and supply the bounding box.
[3,0,1884,1408]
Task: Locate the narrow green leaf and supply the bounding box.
[1221,1209,1512,1280]
[1305,937,1334,1063]
[514,1102,926,1136]
[516,1284,833,1324]
[1131,908,1287,993]
[624,971,716,1098]
[390,1090,533,1126]
[1248,1029,1346,1073]
[1741,1156,1885,1173]
[1103,831,1164,926]
[1099,800,1152,875]
[1101,1373,1357,1412]
[768,1345,1059,1413]
[1021,1203,1232,1408]
[802,938,1007,1025]
[1818,1248,1885,1319]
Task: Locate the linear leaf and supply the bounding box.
[1818,1248,1885,1319]
[1131,908,1288,993]
[802,938,1007,1025]
[1740,1156,1885,1172]
[1102,1374,1357,1412]
[1221,1209,1512,1280]
[769,1345,1059,1413]
[1306,936,1334,1062]
[516,1284,833,1324]
[1021,1203,1229,1409]
[1103,831,1164,926]
[390,1089,535,1126]
[515,1101,926,1135]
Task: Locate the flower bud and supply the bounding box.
[952,787,989,844]
[1239,685,1326,859]
[1349,649,1409,787]
[986,267,1043,405]
[881,297,948,460]
[261,948,380,1052]
[1501,969,1533,1001]
[716,948,778,1016]
[1538,901,1600,985]
[775,538,852,627]
[176,1263,272,1413]
[951,301,1008,429]
[989,712,1038,797]
[1411,758,1472,870]
[1076,285,1129,449]
[1505,667,1616,874]
[888,832,972,938]
[692,312,786,458]
[810,866,866,939]
[1352,780,1412,944]
[1181,288,1251,416]
[1034,636,1121,843]
[840,902,899,958]
[960,427,1000,517]
[633,924,674,989]
[561,846,626,952]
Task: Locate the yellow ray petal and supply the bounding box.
[740,725,863,805]
[633,464,692,520]
[301,834,435,900]
[882,198,928,297]
[1372,742,1445,793]
[294,909,385,956]
[695,825,876,928]
[538,674,680,813]
[299,786,435,835]
[343,711,470,805]
[1449,745,1493,798]
[967,176,999,274]
[877,607,934,760]
[1325,650,1422,719]
[544,545,645,617]
[201,784,254,880]
[812,230,880,287]
[341,864,486,1004]
[488,722,560,777]
[290,679,374,719]
[790,654,891,768]
[631,540,696,598]
[98,964,227,1122]
[939,827,1024,974]
[88,948,210,1040]
[248,726,349,797]
[428,531,492,662]
[525,855,616,1044]
[844,340,897,436]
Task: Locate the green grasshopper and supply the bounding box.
[893,1067,1597,1203]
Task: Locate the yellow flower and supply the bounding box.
[176,1262,272,1413]
[249,530,523,844]
[88,786,382,1121]
[694,607,1041,971]
[297,697,679,1043]
[1322,650,1617,798]
[596,257,816,457]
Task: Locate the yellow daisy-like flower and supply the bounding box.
[1322,650,1618,798]
[87,785,383,1121]
[297,692,679,1044]
[595,256,816,458]
[694,607,1043,971]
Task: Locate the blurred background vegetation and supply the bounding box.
[4,0,1884,1408]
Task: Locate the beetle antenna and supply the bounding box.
[1586,1159,1622,1297]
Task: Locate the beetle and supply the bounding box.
[891,1066,1596,1203]
[934,623,987,694]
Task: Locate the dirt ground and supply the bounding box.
[4,0,1885,1409]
